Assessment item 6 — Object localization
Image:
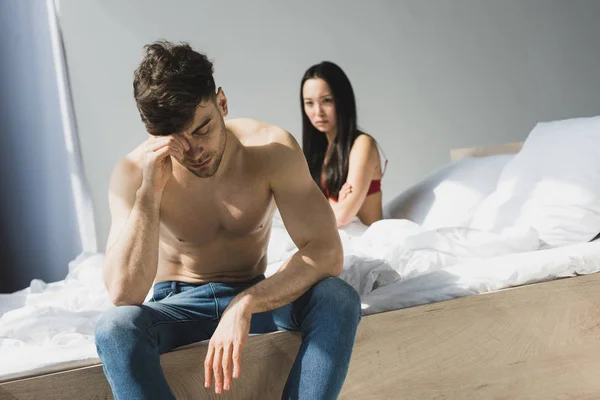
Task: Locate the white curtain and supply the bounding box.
[47,0,97,253]
[0,0,97,291]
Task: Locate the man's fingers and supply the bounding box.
[150,137,170,152]
[213,346,224,394]
[204,345,215,389]
[166,145,184,160]
[174,135,190,152]
[165,138,184,158]
[222,343,233,391]
[167,135,189,155]
[150,137,185,158]
[153,145,171,159]
[149,145,179,166]
[232,342,242,379]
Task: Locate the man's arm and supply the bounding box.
[103,158,161,306]
[237,130,343,312]
[103,136,188,306]
[204,128,343,394]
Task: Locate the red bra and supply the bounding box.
[366,179,381,195]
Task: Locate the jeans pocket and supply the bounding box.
[152,289,174,302]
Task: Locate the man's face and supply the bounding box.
[175,91,228,178]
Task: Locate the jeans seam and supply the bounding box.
[208,283,220,320]
[153,319,198,326]
[151,290,173,302]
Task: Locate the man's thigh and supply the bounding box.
[143,281,221,353]
[249,303,297,334]
[248,277,361,335]
[208,277,298,334]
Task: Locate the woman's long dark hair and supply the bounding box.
[301,61,360,200]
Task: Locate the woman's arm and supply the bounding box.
[329,134,378,226]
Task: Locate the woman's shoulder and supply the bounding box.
[350,133,378,157]
[350,133,384,176]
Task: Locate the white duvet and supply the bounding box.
[0,253,111,381]
[2,218,600,381]
[268,215,541,295]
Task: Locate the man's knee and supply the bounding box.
[311,277,362,323]
[95,306,149,349]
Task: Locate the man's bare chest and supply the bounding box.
[159,176,274,244]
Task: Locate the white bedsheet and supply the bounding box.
[2,219,600,381]
[0,253,111,381]
[267,217,600,315]
[267,216,541,294]
[361,239,600,315]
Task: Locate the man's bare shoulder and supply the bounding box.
[109,142,145,195]
[226,118,297,149]
[226,118,302,180]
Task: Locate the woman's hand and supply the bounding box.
[338,182,353,201]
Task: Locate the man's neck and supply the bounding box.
[213,128,237,179]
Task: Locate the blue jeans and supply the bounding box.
[95,276,361,400]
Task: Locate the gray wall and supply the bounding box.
[58,0,600,251]
[0,0,82,291]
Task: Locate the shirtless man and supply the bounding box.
[94,41,361,400]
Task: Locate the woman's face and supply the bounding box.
[302,78,337,136]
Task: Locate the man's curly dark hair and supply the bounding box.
[133,41,216,136]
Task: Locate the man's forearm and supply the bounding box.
[233,240,343,315]
[104,190,162,305]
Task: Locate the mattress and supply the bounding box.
[2,219,599,382]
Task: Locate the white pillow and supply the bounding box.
[384,154,513,229]
[470,116,600,246]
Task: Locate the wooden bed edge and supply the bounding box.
[450,141,524,161]
[2,272,600,399]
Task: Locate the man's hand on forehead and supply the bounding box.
[171,134,190,156]
[147,134,189,159]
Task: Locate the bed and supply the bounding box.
[3,241,600,400]
[3,116,600,399]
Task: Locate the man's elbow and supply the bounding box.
[109,292,145,307]
[105,280,145,306]
[103,259,148,306]
[108,291,144,307]
[111,297,139,307]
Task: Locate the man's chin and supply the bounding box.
[189,168,216,178]
[187,162,219,178]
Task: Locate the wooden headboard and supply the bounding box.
[450,141,524,161]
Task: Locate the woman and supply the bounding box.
[301,61,386,227]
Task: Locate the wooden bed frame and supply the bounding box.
[3,271,600,399]
[7,141,597,399]
[449,141,524,161]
